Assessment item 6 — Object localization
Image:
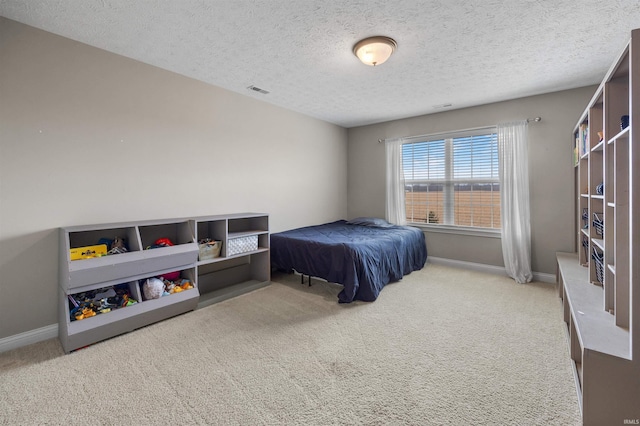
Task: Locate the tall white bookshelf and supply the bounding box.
[557,28,640,425]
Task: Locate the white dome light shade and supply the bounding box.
[353,36,397,66]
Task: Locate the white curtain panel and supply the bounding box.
[498,121,533,283]
[385,138,407,225]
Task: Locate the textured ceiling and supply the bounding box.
[2,1,640,128]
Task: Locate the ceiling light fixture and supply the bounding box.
[353,36,397,66]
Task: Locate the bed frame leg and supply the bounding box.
[299,274,313,287]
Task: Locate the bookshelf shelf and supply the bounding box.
[592,238,604,250]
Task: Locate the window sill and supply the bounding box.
[410,223,501,238]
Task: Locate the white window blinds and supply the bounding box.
[402,130,500,229]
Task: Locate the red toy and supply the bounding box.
[154,238,174,247]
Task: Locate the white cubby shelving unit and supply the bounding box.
[557,28,640,425]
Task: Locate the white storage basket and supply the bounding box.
[227,235,258,256]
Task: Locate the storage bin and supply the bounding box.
[227,235,258,256]
[591,247,604,284]
[582,235,589,262]
[592,213,604,236]
[198,240,222,260]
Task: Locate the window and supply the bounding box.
[402,129,500,230]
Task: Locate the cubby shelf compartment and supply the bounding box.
[59,284,199,353]
[191,213,270,310]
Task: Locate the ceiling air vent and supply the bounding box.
[247,85,269,95]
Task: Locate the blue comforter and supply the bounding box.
[270,220,427,303]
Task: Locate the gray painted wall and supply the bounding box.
[0,18,348,339]
[347,87,596,275]
[0,16,598,343]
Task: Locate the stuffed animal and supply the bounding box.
[142,277,165,300]
[108,236,128,255]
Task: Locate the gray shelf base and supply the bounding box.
[557,252,639,425]
[557,252,630,359]
[197,280,270,309]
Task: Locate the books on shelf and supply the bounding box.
[578,123,588,157]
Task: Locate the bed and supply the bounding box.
[270,217,427,303]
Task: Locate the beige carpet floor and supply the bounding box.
[0,263,580,425]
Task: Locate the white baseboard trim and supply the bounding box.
[0,324,58,353]
[428,256,508,276]
[533,271,556,284]
[427,256,556,284]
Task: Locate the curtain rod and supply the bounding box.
[378,116,542,143]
